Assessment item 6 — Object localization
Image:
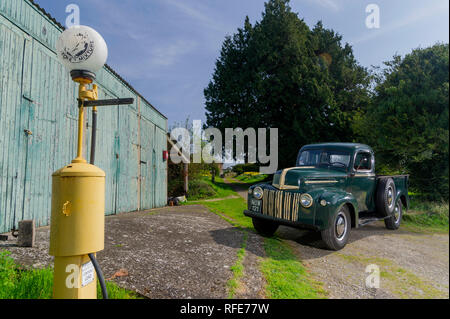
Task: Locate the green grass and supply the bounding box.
[206,177,237,198]
[189,194,325,299]
[184,178,325,299]
[187,177,237,201]
[102,281,143,299]
[403,200,449,233]
[199,197,253,229]
[0,250,142,299]
[260,237,326,299]
[235,173,269,184]
[227,231,248,299]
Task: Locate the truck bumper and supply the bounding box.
[244,210,319,231]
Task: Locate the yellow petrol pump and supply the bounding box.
[50,25,133,299]
[49,77,104,299]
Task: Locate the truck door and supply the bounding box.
[350,151,376,212]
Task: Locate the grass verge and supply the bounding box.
[261,237,326,299]
[234,173,269,184]
[187,177,237,201]
[190,194,325,299]
[0,250,142,299]
[227,231,248,298]
[403,200,449,233]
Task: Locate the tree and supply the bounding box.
[356,43,449,199]
[204,0,370,170]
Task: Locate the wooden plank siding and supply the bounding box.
[0,0,168,233]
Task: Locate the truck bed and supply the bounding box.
[376,174,409,197]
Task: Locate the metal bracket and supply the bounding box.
[78,98,134,108]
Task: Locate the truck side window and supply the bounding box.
[354,152,372,171]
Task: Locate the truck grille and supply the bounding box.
[262,189,301,222]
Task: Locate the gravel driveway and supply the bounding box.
[2,182,448,299]
[229,178,449,299]
[3,205,245,299]
[276,224,449,299]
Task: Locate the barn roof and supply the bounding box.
[28,0,167,120]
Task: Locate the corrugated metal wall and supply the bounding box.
[0,0,168,233]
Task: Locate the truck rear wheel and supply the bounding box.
[376,178,396,217]
[321,205,351,251]
[385,199,402,230]
[252,218,278,237]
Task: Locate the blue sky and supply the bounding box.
[35,0,449,126]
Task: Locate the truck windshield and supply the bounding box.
[297,149,351,170]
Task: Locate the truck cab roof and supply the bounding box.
[300,143,373,153]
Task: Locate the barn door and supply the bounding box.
[0,17,32,233]
[21,39,78,228]
[152,149,156,208]
[139,117,154,209]
[90,89,120,215]
[139,159,148,210]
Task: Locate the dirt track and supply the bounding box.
[228,179,449,299]
[2,180,449,299]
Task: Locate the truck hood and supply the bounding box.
[273,167,347,189]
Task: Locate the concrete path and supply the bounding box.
[223,178,266,299]
[2,206,246,299]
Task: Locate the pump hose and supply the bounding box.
[88,253,108,299]
[89,108,108,299]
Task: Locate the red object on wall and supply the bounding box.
[163,150,168,161]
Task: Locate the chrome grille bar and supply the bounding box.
[262,189,300,222]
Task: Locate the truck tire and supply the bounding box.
[385,199,402,230]
[376,178,396,217]
[252,218,278,237]
[321,205,351,251]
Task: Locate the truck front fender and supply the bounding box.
[312,189,359,230]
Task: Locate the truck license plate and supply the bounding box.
[250,199,262,212]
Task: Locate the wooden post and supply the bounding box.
[183,163,189,195]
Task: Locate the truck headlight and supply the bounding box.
[253,187,264,200]
[300,194,313,208]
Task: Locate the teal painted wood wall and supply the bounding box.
[0,0,168,233]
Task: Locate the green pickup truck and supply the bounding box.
[244,143,409,250]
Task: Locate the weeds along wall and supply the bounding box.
[0,0,168,233]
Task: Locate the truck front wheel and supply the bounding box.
[252,218,279,237]
[321,205,351,251]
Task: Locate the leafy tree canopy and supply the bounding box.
[205,0,371,169]
[356,43,449,199]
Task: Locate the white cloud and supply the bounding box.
[162,0,228,33]
[116,39,198,79]
[351,1,449,45]
[149,39,198,67]
[304,0,340,12]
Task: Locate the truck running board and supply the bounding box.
[358,213,389,227]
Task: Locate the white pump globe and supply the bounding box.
[56,25,108,75]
